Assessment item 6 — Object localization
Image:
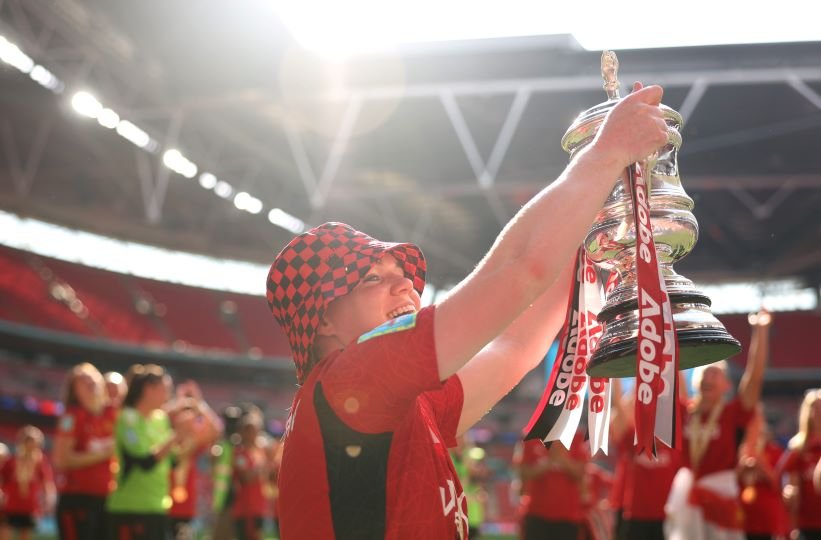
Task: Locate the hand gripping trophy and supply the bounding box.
[562,51,740,378]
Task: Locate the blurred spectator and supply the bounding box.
[609,378,681,540]
[581,462,613,540]
[737,405,789,540]
[52,362,117,540]
[0,442,9,527]
[210,405,244,540]
[106,364,182,540]
[666,309,771,540]
[266,437,283,539]
[779,389,821,540]
[103,371,127,408]
[0,426,55,540]
[514,430,588,540]
[231,408,270,540]
[451,434,490,538]
[167,381,222,540]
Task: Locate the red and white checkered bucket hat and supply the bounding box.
[266,222,426,383]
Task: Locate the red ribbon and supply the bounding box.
[629,162,674,456]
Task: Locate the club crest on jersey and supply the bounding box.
[357,312,417,344]
[59,415,75,432]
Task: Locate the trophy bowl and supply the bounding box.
[562,52,741,378]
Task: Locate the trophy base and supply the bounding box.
[586,327,741,378]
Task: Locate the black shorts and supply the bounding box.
[169,517,194,540]
[622,518,664,540]
[6,513,36,530]
[107,512,170,540]
[57,493,108,539]
[522,515,580,540]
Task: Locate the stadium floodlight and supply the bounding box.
[198,172,218,189]
[115,120,152,149]
[233,192,264,215]
[268,208,305,234]
[97,108,120,129]
[214,181,234,199]
[0,35,34,73]
[233,192,252,211]
[162,149,198,179]
[245,197,263,215]
[71,91,103,119]
[29,65,63,93]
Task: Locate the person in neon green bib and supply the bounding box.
[106,364,184,540]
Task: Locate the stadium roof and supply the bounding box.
[1,0,820,292]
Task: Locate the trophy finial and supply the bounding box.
[601,50,620,100]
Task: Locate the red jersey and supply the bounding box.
[517,434,588,523]
[683,398,753,477]
[623,430,681,521]
[54,405,117,496]
[277,306,467,539]
[0,454,52,515]
[169,446,205,519]
[779,439,821,530]
[608,430,633,511]
[740,441,789,535]
[231,445,270,519]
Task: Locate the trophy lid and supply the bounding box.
[561,51,682,155]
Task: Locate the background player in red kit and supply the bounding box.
[52,362,117,540]
[514,432,588,540]
[609,379,680,540]
[0,426,55,540]
[167,380,222,540]
[737,405,789,540]
[666,309,771,540]
[231,409,271,540]
[780,389,821,540]
[266,84,670,538]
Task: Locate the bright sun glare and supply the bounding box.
[272,0,821,57]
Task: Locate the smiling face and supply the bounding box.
[318,254,421,349]
[698,364,731,405]
[74,371,104,412]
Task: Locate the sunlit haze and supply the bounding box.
[272,0,821,57]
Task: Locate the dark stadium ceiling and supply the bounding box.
[1,0,821,291]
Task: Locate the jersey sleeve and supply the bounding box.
[320,306,444,432]
[56,409,79,438]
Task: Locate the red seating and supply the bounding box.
[43,258,167,346]
[0,247,92,336]
[222,292,291,359]
[133,278,240,353]
[721,312,821,369]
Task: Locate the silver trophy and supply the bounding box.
[562,51,740,378]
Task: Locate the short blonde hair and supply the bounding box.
[691,360,728,391]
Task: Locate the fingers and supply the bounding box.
[625,84,663,106]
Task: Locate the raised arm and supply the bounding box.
[456,259,573,434]
[434,85,668,382]
[739,309,772,410]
